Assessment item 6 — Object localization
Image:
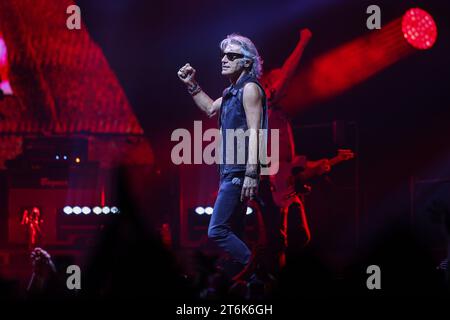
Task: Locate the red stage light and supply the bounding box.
[402,8,437,50]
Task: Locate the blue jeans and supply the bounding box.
[208,172,251,265]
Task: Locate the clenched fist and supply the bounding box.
[177,63,196,85]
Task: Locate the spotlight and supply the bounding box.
[82,206,91,215]
[93,206,102,215]
[56,155,60,160]
[402,8,437,50]
[205,207,213,215]
[63,206,73,215]
[102,206,110,214]
[63,155,68,160]
[111,207,119,214]
[195,207,205,215]
[246,207,253,215]
[73,206,81,215]
[75,157,81,163]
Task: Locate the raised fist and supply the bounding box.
[177,63,196,84]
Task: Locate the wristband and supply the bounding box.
[187,83,202,96]
[245,171,259,179]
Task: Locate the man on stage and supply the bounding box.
[178,34,268,274]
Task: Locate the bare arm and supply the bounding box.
[241,82,263,201]
[243,83,263,169]
[272,29,312,103]
[177,63,221,117]
[192,92,222,118]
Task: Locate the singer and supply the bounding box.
[177,34,267,275]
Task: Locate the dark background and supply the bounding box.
[77,0,450,262]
